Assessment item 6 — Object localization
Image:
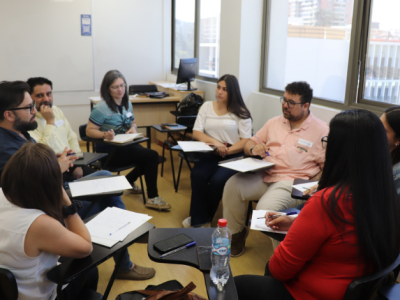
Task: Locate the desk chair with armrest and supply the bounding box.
[79,124,146,204]
[0,268,102,300]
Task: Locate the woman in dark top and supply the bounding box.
[86,70,170,211]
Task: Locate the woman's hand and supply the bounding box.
[125,127,137,134]
[62,187,72,206]
[214,142,228,157]
[302,184,318,197]
[104,129,115,140]
[57,147,77,173]
[265,211,296,231]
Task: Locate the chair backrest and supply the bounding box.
[343,253,400,300]
[79,124,88,141]
[0,268,18,300]
[129,84,158,95]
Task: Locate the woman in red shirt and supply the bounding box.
[235,109,400,300]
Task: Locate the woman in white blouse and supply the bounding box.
[183,74,252,228]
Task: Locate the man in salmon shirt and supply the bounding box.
[222,81,329,257]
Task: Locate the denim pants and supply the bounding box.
[190,152,243,226]
[66,169,133,272]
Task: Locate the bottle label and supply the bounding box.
[212,237,231,256]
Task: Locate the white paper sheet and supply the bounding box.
[292,182,318,193]
[219,158,275,173]
[177,141,214,152]
[156,83,178,88]
[69,176,132,197]
[250,210,290,234]
[85,207,152,245]
[106,133,143,143]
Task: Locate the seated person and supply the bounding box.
[234,109,400,300]
[0,142,99,300]
[182,74,252,228]
[222,81,329,256]
[0,80,154,281]
[86,70,171,211]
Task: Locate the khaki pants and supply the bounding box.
[222,171,304,234]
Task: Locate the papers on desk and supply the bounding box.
[177,141,214,152]
[250,210,291,234]
[68,176,132,198]
[219,157,275,173]
[86,207,152,247]
[105,133,143,144]
[156,82,178,89]
[292,181,318,193]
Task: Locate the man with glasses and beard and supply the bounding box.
[0,80,156,281]
[221,81,329,257]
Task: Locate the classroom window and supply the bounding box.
[361,0,400,105]
[262,0,355,103]
[172,0,221,80]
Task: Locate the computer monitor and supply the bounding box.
[176,58,198,91]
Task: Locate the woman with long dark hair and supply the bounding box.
[86,70,170,211]
[0,143,98,300]
[381,106,400,196]
[234,109,400,300]
[182,74,252,228]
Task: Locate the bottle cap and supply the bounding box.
[218,219,227,227]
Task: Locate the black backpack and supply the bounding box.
[177,93,204,116]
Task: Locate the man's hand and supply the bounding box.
[265,211,296,231]
[125,127,137,134]
[72,166,83,179]
[302,184,318,197]
[40,105,55,125]
[252,143,270,158]
[104,129,115,140]
[57,147,78,173]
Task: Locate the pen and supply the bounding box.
[67,152,76,156]
[253,135,270,156]
[257,212,298,219]
[160,241,197,258]
[110,222,130,235]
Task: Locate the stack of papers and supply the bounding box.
[250,210,291,234]
[177,141,214,152]
[219,157,275,173]
[68,176,132,198]
[85,207,152,247]
[292,182,318,193]
[105,133,143,144]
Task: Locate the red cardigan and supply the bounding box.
[269,188,366,300]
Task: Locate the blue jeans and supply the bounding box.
[66,170,133,272]
[190,152,243,226]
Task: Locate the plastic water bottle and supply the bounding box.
[211,219,232,291]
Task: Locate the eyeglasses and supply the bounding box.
[8,101,36,114]
[321,136,328,149]
[280,96,303,109]
[110,83,126,90]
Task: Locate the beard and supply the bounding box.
[37,101,52,111]
[13,113,38,131]
[282,108,306,122]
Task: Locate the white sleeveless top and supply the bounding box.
[0,189,58,300]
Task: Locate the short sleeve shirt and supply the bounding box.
[252,112,329,183]
[89,100,134,134]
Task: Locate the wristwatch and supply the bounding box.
[62,200,83,219]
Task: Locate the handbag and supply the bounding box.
[177,93,204,116]
[116,280,208,300]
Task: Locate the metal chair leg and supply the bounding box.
[170,147,177,190]
[161,143,165,177]
[139,174,146,204]
[176,157,184,193]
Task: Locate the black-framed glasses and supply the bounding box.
[8,101,36,114]
[280,96,303,109]
[321,136,328,149]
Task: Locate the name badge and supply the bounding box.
[126,112,133,118]
[55,119,64,127]
[223,120,236,125]
[298,138,313,148]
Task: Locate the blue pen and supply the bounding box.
[258,212,298,219]
[160,241,197,258]
[254,135,270,156]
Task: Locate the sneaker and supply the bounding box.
[129,182,142,194]
[231,226,249,257]
[115,264,155,280]
[182,216,210,228]
[145,197,171,211]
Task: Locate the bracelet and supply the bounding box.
[62,200,83,219]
